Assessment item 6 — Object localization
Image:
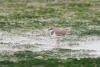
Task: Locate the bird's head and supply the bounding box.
[48,27,54,30]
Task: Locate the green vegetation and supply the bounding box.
[0,0,100,67]
[0,51,99,67]
[0,0,100,36]
[1,58,100,67]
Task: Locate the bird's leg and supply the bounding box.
[56,37,60,48]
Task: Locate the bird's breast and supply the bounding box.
[50,30,56,36]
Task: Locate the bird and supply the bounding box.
[48,27,70,48]
[48,27,67,36]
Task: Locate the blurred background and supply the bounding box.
[0,0,100,67]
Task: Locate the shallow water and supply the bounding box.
[0,29,100,59]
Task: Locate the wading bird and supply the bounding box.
[48,27,70,48]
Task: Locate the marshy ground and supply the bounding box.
[0,0,100,67]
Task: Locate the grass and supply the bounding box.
[0,51,100,67]
[0,0,100,32]
[1,58,99,67]
[0,0,100,66]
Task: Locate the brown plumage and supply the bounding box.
[49,27,67,36]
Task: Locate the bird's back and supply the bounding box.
[53,29,66,36]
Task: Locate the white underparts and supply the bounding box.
[50,30,56,37]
